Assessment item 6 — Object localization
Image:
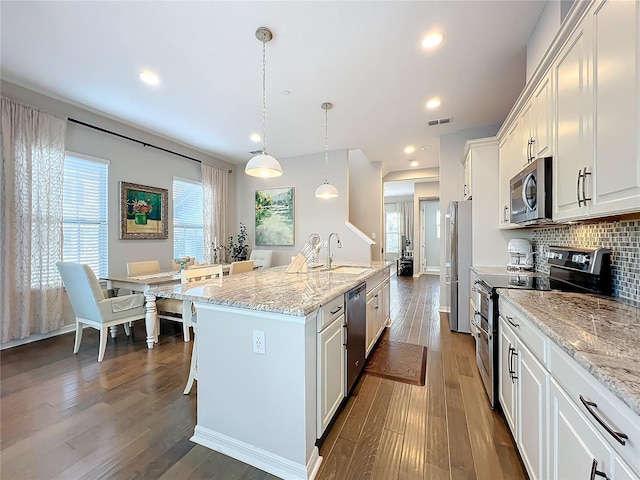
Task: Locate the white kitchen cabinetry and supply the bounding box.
[521,72,554,163]
[499,297,640,480]
[553,17,593,222]
[463,150,473,200]
[365,268,390,357]
[498,121,523,228]
[554,0,640,222]
[590,0,640,217]
[498,313,547,480]
[316,295,345,437]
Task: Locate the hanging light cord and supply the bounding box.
[261,37,267,155]
[324,105,329,183]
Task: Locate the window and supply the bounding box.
[62,153,109,278]
[173,177,204,262]
[385,211,400,254]
[435,209,441,239]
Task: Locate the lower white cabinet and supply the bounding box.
[316,308,345,437]
[365,268,390,357]
[499,298,640,480]
[498,316,547,480]
[549,378,638,480]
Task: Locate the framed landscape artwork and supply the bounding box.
[255,187,295,246]
[120,181,168,239]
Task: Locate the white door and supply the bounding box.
[420,200,440,274]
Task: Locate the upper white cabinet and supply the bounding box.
[552,19,593,221]
[500,0,640,224]
[590,0,640,216]
[463,150,473,200]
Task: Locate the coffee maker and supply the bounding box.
[507,238,534,270]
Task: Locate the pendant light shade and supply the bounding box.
[315,102,338,199]
[245,27,283,178]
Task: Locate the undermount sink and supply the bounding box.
[328,266,371,275]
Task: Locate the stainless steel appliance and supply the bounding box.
[446,200,472,333]
[510,156,552,225]
[345,283,366,395]
[473,245,612,408]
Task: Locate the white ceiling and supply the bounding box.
[0,1,545,176]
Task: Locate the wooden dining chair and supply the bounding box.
[57,262,146,362]
[181,264,223,394]
[125,260,192,341]
[229,260,254,275]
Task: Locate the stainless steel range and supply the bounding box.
[473,245,612,408]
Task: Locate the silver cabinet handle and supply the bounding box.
[582,167,592,204]
[503,204,509,223]
[580,395,628,445]
[505,315,520,328]
[590,459,610,480]
[577,168,583,206]
[330,305,343,315]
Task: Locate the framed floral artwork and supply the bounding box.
[120,181,168,239]
[255,187,295,246]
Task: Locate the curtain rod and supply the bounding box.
[68,118,232,173]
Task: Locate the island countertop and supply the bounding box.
[148,261,391,317]
[498,289,640,416]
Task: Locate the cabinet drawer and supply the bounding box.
[549,343,640,474]
[499,298,547,364]
[367,272,384,293]
[317,295,345,332]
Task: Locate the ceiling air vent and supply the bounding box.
[249,149,264,155]
[428,117,453,126]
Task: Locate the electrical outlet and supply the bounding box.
[253,330,265,354]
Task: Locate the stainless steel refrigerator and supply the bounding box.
[445,200,472,333]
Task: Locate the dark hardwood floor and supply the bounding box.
[0,274,526,480]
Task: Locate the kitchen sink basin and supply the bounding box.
[329,266,371,275]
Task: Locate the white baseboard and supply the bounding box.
[439,306,451,313]
[1,323,76,350]
[191,425,322,480]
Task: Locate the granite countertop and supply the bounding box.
[148,261,391,317]
[498,289,640,416]
[471,265,546,277]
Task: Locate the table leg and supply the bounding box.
[144,292,159,349]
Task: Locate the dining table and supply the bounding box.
[103,264,236,348]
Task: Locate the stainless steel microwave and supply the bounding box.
[509,156,552,225]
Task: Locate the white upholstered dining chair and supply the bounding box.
[229,260,254,275]
[181,264,224,394]
[249,250,273,269]
[57,262,146,362]
[126,260,192,341]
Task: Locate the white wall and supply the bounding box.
[526,1,562,82]
[439,125,499,309]
[235,149,372,267]
[348,149,382,261]
[2,81,235,341]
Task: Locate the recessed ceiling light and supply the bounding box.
[250,133,261,142]
[422,32,444,49]
[426,97,441,109]
[409,160,419,168]
[139,70,160,86]
[404,145,416,154]
[282,90,291,96]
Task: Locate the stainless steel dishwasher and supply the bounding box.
[344,282,366,395]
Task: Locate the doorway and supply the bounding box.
[420,199,440,274]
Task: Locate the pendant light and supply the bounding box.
[315,102,339,199]
[245,27,283,178]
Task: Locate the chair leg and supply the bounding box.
[183,335,198,394]
[109,325,118,339]
[73,321,83,354]
[98,327,108,362]
[124,322,131,336]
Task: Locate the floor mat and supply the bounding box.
[364,330,427,386]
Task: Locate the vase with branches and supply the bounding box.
[227,223,249,262]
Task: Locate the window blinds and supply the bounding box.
[173,178,204,261]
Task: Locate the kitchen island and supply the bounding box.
[149,261,390,480]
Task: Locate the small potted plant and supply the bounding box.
[227,223,249,262]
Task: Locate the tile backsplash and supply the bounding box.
[531,219,639,305]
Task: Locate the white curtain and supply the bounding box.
[399,201,414,248]
[1,97,66,343]
[202,163,227,264]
